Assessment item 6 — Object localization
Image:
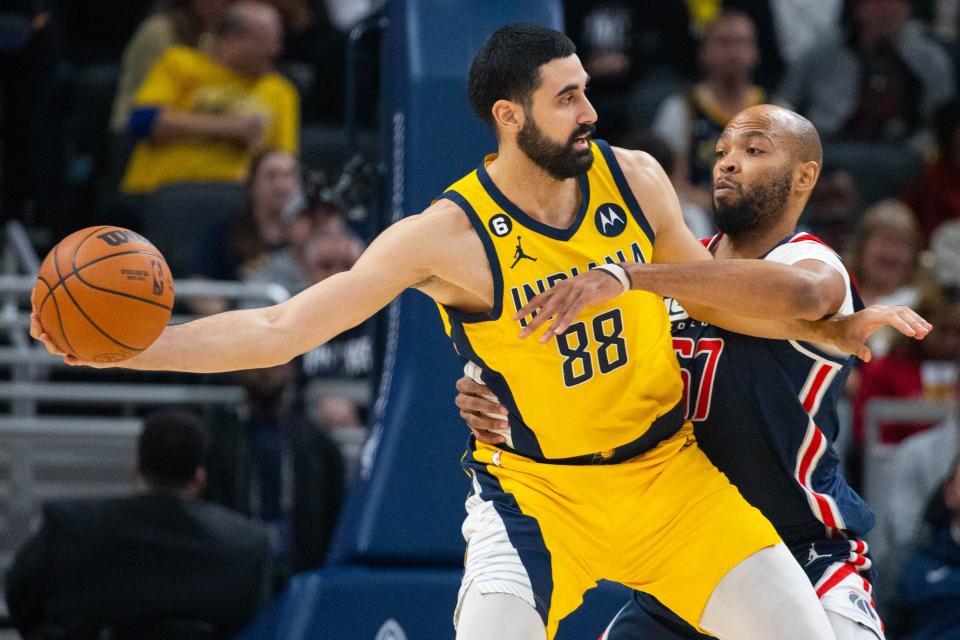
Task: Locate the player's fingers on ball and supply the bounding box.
[29,312,42,339]
[37,333,62,355]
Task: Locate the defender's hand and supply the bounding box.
[513,269,623,342]
[822,305,931,362]
[454,376,509,445]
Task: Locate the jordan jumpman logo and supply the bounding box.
[804,545,832,567]
[511,236,537,268]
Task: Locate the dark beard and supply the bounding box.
[516,115,595,180]
[714,168,793,236]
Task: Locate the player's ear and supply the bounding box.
[795,161,820,194]
[491,99,522,134]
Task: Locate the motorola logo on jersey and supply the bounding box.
[594,203,627,237]
[489,214,513,237]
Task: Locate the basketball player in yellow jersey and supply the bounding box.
[32,24,929,640]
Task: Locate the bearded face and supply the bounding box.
[516,112,595,180]
[714,164,794,235]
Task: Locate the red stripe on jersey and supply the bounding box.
[816,563,857,598]
[700,234,723,252]
[802,364,834,413]
[788,232,834,250]
[797,426,840,528]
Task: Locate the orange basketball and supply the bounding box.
[32,226,175,363]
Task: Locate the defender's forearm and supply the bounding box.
[625,259,829,321]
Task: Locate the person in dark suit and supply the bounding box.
[5,410,273,640]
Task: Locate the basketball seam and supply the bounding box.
[68,225,171,311]
[44,250,173,310]
[55,263,144,354]
[43,226,113,300]
[36,274,76,356]
[46,249,81,356]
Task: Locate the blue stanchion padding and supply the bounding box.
[328,0,563,566]
[234,566,461,639]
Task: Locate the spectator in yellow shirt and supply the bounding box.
[121,0,299,194]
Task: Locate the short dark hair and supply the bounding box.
[468,23,576,129]
[137,411,207,488]
[215,3,252,38]
[700,9,754,45]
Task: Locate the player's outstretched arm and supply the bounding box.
[31,209,448,373]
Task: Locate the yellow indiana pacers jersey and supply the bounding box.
[437,140,683,460]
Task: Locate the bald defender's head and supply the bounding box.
[712,104,822,238]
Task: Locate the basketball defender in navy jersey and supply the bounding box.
[457,105,888,639]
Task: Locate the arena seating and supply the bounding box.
[140,182,246,277]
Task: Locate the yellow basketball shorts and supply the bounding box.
[456,422,781,640]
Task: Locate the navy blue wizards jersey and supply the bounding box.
[669,232,874,544]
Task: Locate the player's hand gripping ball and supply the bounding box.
[32,226,174,363]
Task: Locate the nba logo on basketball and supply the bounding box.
[151,259,165,296]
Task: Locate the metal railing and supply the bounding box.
[0,221,293,416]
[863,397,955,506]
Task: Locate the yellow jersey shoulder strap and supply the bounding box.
[436,172,506,323]
[591,139,656,247]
